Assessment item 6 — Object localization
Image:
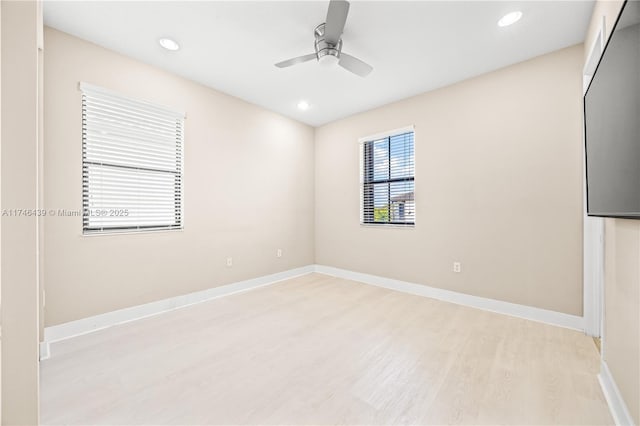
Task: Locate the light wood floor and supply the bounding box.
[40,273,613,425]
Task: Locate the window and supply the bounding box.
[81,83,184,234]
[361,129,415,225]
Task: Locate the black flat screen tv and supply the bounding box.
[584,0,640,218]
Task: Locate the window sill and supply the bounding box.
[81,227,184,237]
[360,223,415,229]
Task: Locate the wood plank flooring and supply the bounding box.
[40,273,613,425]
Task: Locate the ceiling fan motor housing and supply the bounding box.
[314,23,342,60]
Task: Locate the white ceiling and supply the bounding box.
[43,1,594,127]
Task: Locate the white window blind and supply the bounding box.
[81,83,184,234]
[361,130,415,225]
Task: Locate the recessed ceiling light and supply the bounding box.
[498,11,523,27]
[159,38,180,51]
[297,100,310,111]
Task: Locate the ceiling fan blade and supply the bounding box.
[275,53,317,68]
[338,52,373,77]
[325,0,350,45]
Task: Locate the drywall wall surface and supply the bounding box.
[603,218,640,424]
[315,44,584,315]
[1,0,41,422]
[44,27,315,326]
[586,1,640,423]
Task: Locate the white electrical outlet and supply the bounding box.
[226,257,233,267]
[453,262,461,273]
[277,249,282,258]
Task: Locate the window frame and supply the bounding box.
[359,126,416,227]
[80,82,185,236]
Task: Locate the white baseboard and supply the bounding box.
[314,265,585,331]
[39,341,50,361]
[42,263,586,361]
[42,265,315,358]
[599,361,636,426]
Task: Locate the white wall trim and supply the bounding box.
[583,15,605,95]
[42,264,587,360]
[599,361,636,426]
[39,341,50,361]
[314,265,584,331]
[358,124,415,144]
[582,13,606,338]
[41,265,315,358]
[583,216,605,337]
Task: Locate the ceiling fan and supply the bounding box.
[275,0,373,77]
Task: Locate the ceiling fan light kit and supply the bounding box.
[274,0,373,77]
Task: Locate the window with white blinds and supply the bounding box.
[361,130,415,225]
[81,83,184,234]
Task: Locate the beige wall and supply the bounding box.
[1,0,41,423]
[43,28,315,326]
[603,218,640,424]
[315,45,584,315]
[585,1,640,424]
